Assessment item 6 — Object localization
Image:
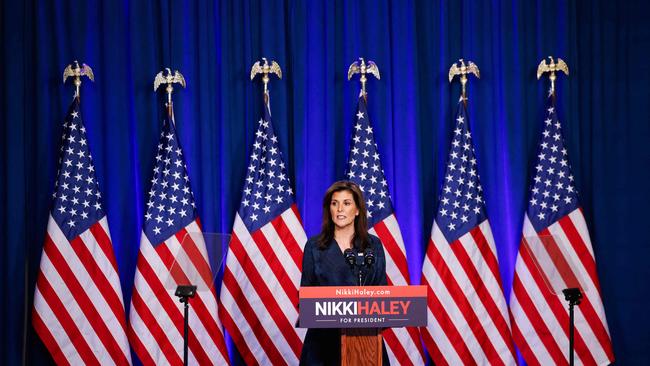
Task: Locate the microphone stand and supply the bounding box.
[362,249,375,286]
[344,248,374,286]
[562,287,582,366]
[358,267,363,286]
[175,285,197,366]
[344,249,365,286]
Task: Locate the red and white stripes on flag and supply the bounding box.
[510,96,613,365]
[33,217,132,365]
[420,100,516,365]
[33,98,131,365]
[219,94,307,365]
[369,215,426,366]
[128,108,230,365]
[346,95,425,366]
[421,221,517,365]
[129,221,230,365]
[219,207,307,365]
[510,212,614,365]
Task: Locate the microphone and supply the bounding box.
[364,249,375,266]
[343,249,356,268]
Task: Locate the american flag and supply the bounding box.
[345,94,425,366]
[32,97,132,365]
[128,106,230,365]
[219,91,307,365]
[420,99,517,365]
[509,94,614,365]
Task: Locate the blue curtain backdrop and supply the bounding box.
[2,0,649,364]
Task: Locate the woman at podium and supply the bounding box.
[300,181,389,365]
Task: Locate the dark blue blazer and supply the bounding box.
[299,234,389,366]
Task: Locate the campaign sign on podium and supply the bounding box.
[298,285,427,328]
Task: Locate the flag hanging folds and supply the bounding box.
[219,91,307,365]
[420,99,517,365]
[509,95,614,365]
[32,97,132,365]
[128,106,230,365]
[345,94,426,366]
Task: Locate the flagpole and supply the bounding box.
[37,59,94,365]
[538,56,576,366]
[153,67,191,365]
[347,57,380,101]
[63,61,94,99]
[346,57,380,286]
[448,59,480,105]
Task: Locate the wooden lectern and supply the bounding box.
[340,328,382,366]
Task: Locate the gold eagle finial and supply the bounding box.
[448,59,480,101]
[62,61,94,97]
[537,56,569,96]
[347,58,380,97]
[250,58,282,94]
[154,68,186,105]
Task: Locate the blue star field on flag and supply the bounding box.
[51,98,105,240]
[345,96,393,227]
[436,99,487,243]
[238,92,294,233]
[526,95,579,231]
[143,110,197,245]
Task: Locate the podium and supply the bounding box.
[299,285,427,365]
[340,328,382,366]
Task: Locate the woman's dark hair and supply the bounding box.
[316,181,369,250]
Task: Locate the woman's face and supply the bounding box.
[330,190,359,230]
